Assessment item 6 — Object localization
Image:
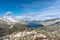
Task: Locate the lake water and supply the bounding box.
[27,23,44,28]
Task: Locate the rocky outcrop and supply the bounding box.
[3,30,57,40]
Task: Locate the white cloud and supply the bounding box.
[5,11,13,16]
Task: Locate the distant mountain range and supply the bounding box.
[40,18,60,32]
[40,18,60,26]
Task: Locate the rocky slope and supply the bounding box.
[3,30,58,40]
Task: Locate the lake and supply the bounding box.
[27,23,44,28]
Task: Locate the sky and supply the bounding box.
[0,0,60,20]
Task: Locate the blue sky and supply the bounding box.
[0,0,60,20]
